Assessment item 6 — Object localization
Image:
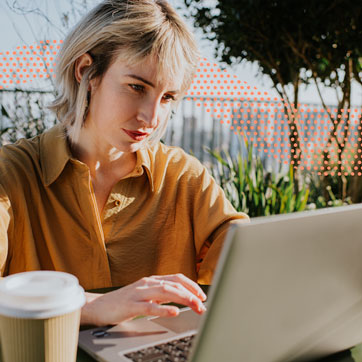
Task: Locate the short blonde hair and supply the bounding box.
[50,0,199,144]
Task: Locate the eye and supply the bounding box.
[129,84,145,93]
[162,93,176,103]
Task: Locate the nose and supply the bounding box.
[137,97,160,129]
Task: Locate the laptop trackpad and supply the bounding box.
[150,308,201,334]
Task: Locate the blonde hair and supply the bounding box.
[49,0,199,144]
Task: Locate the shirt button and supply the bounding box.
[114,200,121,207]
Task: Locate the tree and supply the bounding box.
[184,0,362,199]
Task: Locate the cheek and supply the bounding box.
[158,104,172,119]
[95,90,135,118]
[158,107,172,126]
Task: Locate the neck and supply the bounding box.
[68,125,136,180]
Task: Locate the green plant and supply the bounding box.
[207,138,310,217]
[304,171,352,209]
[184,0,362,198]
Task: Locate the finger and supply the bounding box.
[155,280,201,303]
[153,274,207,301]
[136,302,180,318]
[138,284,206,314]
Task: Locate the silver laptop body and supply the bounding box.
[79,204,362,362]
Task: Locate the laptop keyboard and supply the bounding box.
[124,334,195,362]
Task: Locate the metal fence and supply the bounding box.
[164,97,362,173]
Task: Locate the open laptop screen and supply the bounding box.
[191,204,362,362]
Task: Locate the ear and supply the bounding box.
[74,53,93,84]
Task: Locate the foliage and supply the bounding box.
[184,0,362,199]
[305,172,352,209]
[207,138,310,217]
[207,136,352,217]
[0,91,56,146]
[183,0,361,100]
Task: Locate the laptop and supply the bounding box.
[79,204,362,361]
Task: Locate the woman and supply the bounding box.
[0,0,248,326]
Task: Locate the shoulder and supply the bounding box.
[146,142,206,179]
[142,142,215,195]
[0,124,66,188]
[0,135,42,179]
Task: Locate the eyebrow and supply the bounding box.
[125,74,180,94]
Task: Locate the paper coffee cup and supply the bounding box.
[0,271,85,362]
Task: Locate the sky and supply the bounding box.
[0,0,360,106]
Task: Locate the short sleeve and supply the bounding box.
[191,165,249,285]
[0,183,11,276]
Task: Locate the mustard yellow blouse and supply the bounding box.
[0,124,248,290]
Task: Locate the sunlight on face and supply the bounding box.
[84,55,184,155]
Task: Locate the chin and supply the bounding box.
[118,141,146,153]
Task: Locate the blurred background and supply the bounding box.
[0,0,361,217]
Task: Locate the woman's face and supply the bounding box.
[85,55,182,153]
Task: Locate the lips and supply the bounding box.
[123,129,150,141]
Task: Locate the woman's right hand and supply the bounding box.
[80,274,207,326]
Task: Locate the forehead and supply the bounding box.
[108,54,185,92]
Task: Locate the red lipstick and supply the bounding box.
[123,129,150,141]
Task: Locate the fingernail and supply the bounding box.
[198,291,207,301]
[199,304,206,313]
[169,308,179,316]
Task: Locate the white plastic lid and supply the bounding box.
[0,271,86,319]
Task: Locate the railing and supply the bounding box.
[164,97,362,173]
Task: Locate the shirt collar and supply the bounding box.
[40,124,155,191]
[131,146,155,192]
[40,123,72,187]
